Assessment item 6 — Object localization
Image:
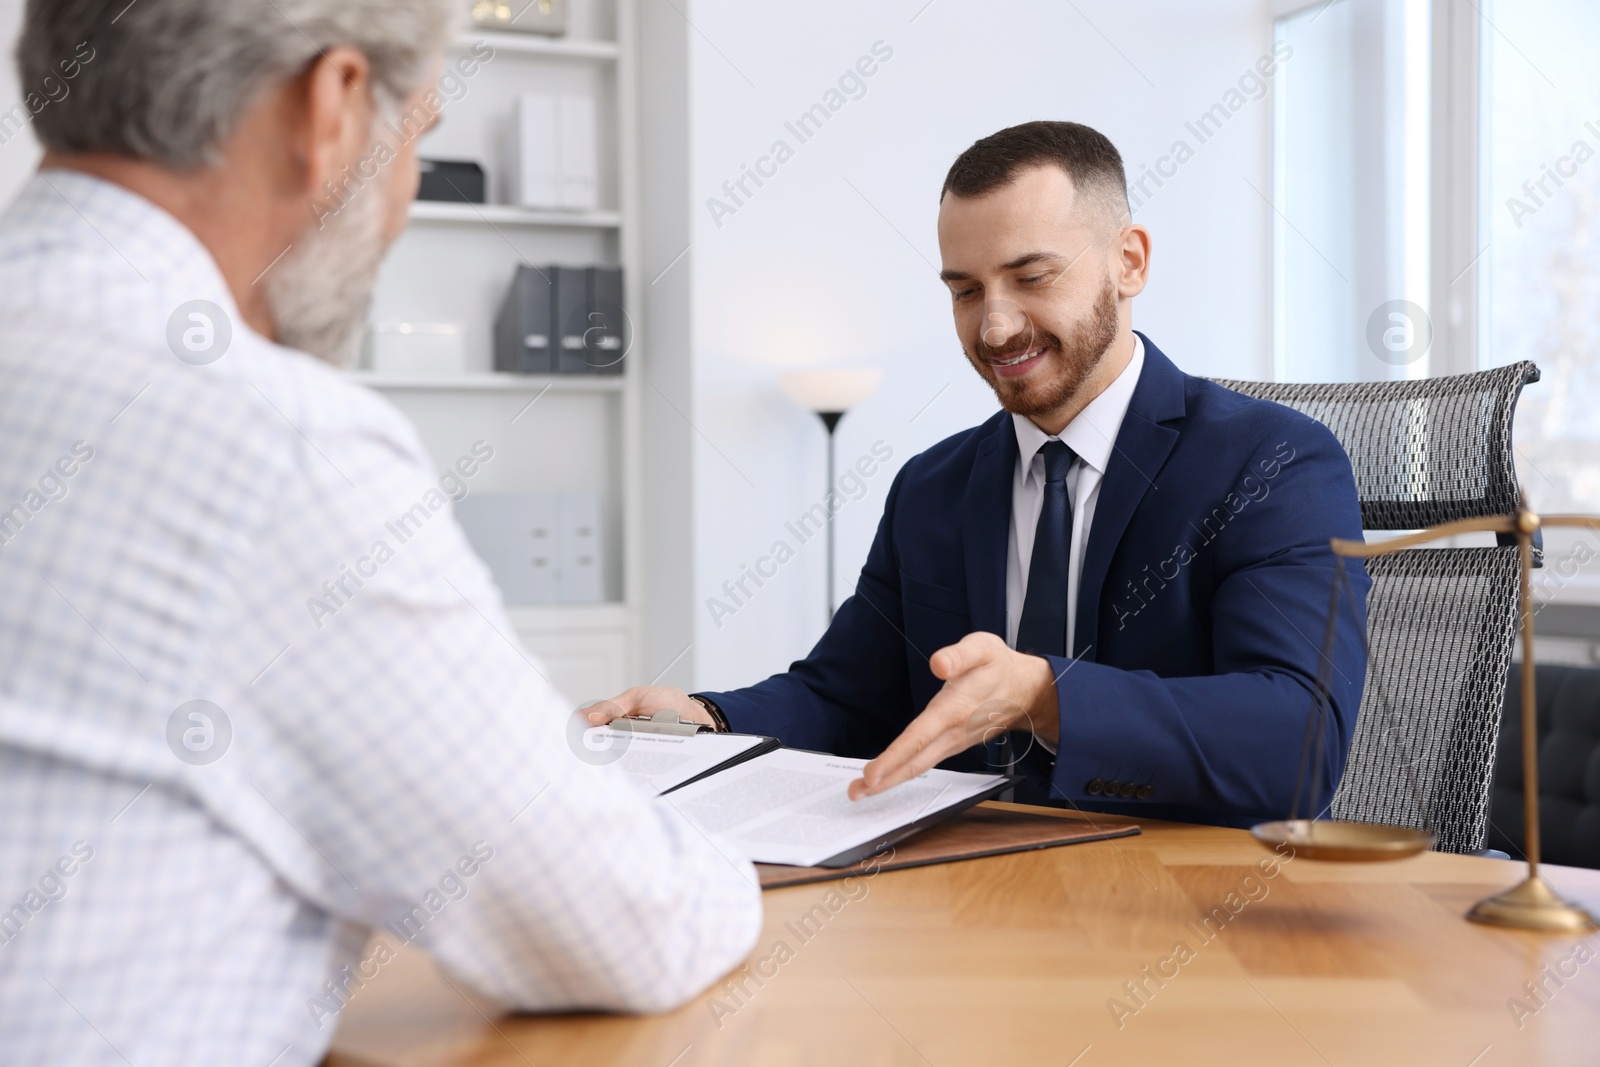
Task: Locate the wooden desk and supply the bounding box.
[328,804,1600,1066]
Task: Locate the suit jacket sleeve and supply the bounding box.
[1046,424,1369,823]
[700,465,915,758]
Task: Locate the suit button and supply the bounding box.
[1086,778,1105,796]
[1137,785,1154,799]
[1119,782,1137,798]
[1104,780,1120,796]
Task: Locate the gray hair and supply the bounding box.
[18,0,458,169]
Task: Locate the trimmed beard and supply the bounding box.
[965,276,1120,420]
[263,156,391,367]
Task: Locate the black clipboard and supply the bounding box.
[657,734,782,795]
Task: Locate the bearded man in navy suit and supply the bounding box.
[595,121,1369,828]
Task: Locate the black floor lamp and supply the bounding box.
[780,368,882,618]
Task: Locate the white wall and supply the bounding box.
[637,0,699,689]
[676,0,1279,691]
[0,0,40,204]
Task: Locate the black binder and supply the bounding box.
[553,266,591,374]
[493,265,554,374]
[586,266,626,374]
[416,159,486,203]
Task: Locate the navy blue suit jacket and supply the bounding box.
[704,336,1370,828]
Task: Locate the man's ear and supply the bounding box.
[1115,222,1151,299]
[298,45,374,206]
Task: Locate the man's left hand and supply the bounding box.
[847,632,1059,800]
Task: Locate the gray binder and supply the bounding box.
[493,265,554,374]
[553,266,591,374]
[586,266,626,374]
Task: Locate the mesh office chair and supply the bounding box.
[1211,361,1540,853]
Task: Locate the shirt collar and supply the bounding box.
[1013,333,1146,482]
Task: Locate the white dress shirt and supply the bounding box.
[1005,334,1145,657]
[0,172,761,1067]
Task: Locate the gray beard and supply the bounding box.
[264,165,390,367]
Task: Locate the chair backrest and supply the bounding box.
[1210,362,1538,853]
[1328,547,1520,852]
[1212,361,1539,529]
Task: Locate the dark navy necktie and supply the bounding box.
[1016,439,1076,658]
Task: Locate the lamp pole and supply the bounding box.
[779,367,881,625]
[818,410,843,618]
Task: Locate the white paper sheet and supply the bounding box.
[580,726,770,795]
[661,748,1007,867]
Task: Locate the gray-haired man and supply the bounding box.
[0,3,761,1064]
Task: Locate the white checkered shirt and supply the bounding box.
[0,171,761,1066]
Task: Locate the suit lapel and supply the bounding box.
[1074,335,1188,659]
[962,413,1015,639]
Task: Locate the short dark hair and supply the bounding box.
[941,121,1130,225]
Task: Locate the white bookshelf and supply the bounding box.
[455,31,620,61]
[360,0,644,700]
[346,371,625,392]
[407,201,622,228]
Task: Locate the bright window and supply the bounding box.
[1271,0,1432,383]
[1480,0,1600,522]
[1271,0,1600,608]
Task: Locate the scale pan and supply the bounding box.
[1251,819,1435,862]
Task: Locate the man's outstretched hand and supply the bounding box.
[848,632,1059,800]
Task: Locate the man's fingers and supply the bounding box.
[849,738,953,799]
[584,688,654,723]
[929,631,1001,682]
[849,713,961,800]
[928,643,966,682]
[582,697,631,724]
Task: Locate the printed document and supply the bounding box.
[579,726,772,795]
[662,748,1006,866]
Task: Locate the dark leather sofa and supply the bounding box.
[1488,663,1600,869]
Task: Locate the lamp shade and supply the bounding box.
[779,368,883,414]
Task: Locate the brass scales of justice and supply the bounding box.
[1250,502,1600,933]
